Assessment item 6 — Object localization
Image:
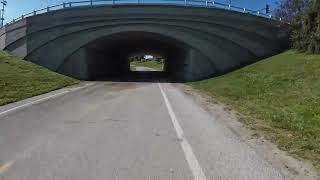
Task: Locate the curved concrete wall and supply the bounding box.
[0,5,290,81]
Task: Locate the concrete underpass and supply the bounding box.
[0,5,290,81]
[0,3,303,180]
[59,31,189,81]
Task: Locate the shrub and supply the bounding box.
[291,0,320,54]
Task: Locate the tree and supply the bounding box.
[292,0,320,53]
[305,0,320,53]
[274,0,313,22]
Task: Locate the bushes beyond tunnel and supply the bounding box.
[0,51,79,106]
[190,51,320,170]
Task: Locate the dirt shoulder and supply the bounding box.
[176,84,319,180]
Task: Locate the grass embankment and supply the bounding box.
[131,60,164,71]
[0,51,79,106]
[190,51,320,170]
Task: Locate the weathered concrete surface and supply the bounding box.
[0,5,290,81]
[0,81,283,180]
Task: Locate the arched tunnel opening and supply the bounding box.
[62,31,191,82]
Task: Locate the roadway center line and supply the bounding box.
[0,161,15,174]
[158,83,207,180]
[0,83,94,117]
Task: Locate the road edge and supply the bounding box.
[175,83,319,180]
[0,82,95,117]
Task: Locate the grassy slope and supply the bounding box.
[131,60,164,71]
[190,51,320,169]
[0,51,79,106]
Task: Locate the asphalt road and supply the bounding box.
[0,78,283,179]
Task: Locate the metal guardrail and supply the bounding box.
[5,0,279,27]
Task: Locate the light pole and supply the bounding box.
[1,0,7,28]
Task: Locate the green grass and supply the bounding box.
[0,51,79,106]
[131,60,164,71]
[190,50,320,170]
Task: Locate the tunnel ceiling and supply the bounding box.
[0,5,290,81]
[85,31,188,59]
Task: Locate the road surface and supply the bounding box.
[0,76,283,179]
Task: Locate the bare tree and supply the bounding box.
[274,0,313,22]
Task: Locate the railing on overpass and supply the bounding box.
[4,0,280,27]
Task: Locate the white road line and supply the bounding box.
[158,83,207,180]
[0,83,94,117]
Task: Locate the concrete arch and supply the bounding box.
[0,5,290,81]
[28,24,223,80]
[58,31,215,80]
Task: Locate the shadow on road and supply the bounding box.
[95,71,183,83]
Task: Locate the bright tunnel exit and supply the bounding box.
[129,53,165,72]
